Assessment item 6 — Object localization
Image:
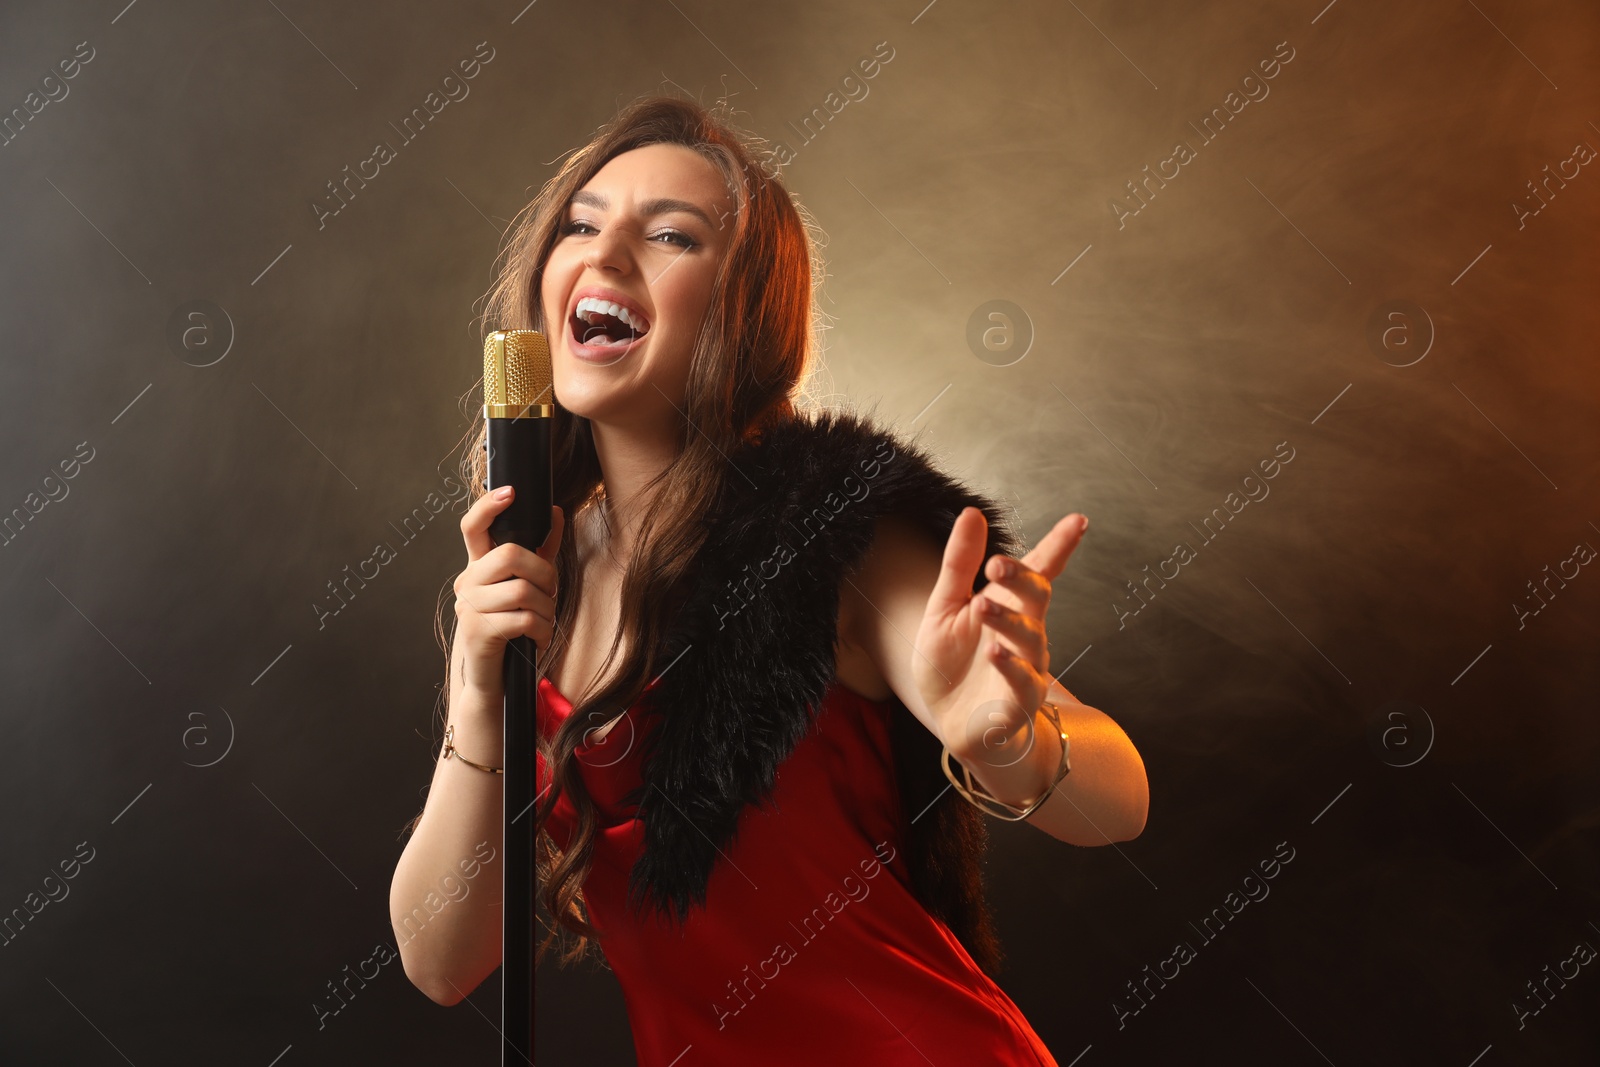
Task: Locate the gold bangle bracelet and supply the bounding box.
[441,723,504,775]
[940,700,1071,821]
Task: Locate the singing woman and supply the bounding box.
[389,93,1148,1066]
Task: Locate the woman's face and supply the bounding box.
[539,143,736,433]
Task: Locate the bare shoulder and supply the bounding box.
[834,514,944,704]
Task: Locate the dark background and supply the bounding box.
[1,0,1596,1064]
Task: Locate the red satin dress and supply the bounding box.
[535,672,1059,1067]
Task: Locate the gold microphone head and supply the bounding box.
[483,330,553,416]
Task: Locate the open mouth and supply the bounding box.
[570,296,651,349]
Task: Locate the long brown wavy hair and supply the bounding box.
[403,92,825,967]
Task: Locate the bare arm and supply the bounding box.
[389,489,564,1005]
[389,661,505,1006]
[842,512,1148,845]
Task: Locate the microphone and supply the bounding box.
[482,328,552,1066]
[485,329,554,550]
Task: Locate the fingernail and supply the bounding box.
[495,487,512,500]
[1078,515,1088,534]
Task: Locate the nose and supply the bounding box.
[582,219,636,277]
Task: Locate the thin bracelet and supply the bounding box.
[441,723,504,774]
[940,700,1071,821]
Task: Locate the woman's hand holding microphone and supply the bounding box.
[451,486,564,733]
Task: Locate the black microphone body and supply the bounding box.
[487,416,553,550]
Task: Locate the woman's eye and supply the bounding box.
[651,230,697,249]
[560,220,694,249]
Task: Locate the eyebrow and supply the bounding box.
[568,189,716,230]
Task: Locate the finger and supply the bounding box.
[977,598,1047,665]
[537,504,565,565]
[456,593,553,656]
[926,507,988,622]
[461,486,516,562]
[476,542,556,595]
[988,641,1047,713]
[453,593,523,644]
[1017,513,1089,583]
[981,556,1052,615]
[459,577,555,622]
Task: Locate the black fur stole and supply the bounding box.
[628,407,1024,976]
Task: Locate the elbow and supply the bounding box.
[399,952,472,1007]
[1091,807,1145,846]
[1114,796,1148,842]
[390,917,474,1007]
[1116,759,1150,842]
[1099,749,1149,844]
[419,977,469,1008]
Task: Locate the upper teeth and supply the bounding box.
[575,297,648,334]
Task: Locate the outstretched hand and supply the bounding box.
[914,507,1088,767]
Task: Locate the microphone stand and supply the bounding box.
[488,411,551,1066]
[502,633,538,1065]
